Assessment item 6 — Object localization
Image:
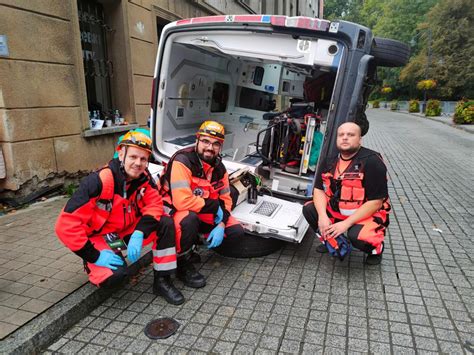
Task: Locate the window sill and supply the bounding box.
[83,124,139,138]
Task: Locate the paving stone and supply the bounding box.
[414,336,439,351]
[234,344,257,353]
[369,341,391,353]
[279,338,301,353]
[202,325,223,339]
[90,331,116,346]
[238,330,260,346]
[258,334,280,350]
[391,333,414,347]
[88,317,112,330]
[220,328,242,342]
[59,339,86,353]
[301,343,324,354]
[348,337,369,352]
[438,341,466,354]
[213,340,236,353]
[74,328,100,342]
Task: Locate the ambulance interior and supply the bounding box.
[153,30,343,242]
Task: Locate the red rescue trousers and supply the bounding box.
[85,216,177,287]
[303,202,389,255]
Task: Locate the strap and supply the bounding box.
[92,168,114,235]
[98,168,114,202]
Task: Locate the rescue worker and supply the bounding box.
[55,130,184,305]
[303,122,391,265]
[160,121,245,288]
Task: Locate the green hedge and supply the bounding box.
[390,101,399,111]
[372,100,380,108]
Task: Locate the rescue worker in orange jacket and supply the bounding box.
[160,121,245,288]
[303,122,391,265]
[55,130,184,305]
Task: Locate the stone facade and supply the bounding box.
[0,0,322,196]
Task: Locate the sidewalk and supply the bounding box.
[1,110,473,353]
[0,197,87,340]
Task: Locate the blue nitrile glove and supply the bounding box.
[127,230,144,263]
[207,225,225,249]
[95,250,124,270]
[215,206,223,224]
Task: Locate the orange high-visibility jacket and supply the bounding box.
[55,159,164,263]
[160,147,232,224]
[319,147,391,221]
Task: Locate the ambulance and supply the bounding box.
[149,15,409,257]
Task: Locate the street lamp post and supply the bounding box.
[423,29,432,113]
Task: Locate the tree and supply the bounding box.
[367,0,439,100]
[401,0,474,99]
[323,0,363,23]
[373,0,438,44]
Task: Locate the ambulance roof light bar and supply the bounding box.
[176,15,333,33]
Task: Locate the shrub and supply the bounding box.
[381,86,392,94]
[390,101,399,111]
[372,100,380,108]
[65,183,78,197]
[453,100,474,124]
[425,99,442,117]
[409,99,420,113]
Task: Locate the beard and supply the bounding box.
[198,150,217,164]
[337,143,361,157]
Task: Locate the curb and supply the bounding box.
[378,109,474,134]
[1,252,152,354]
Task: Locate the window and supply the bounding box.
[236,87,276,112]
[211,82,229,112]
[78,0,113,113]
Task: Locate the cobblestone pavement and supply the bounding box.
[0,197,88,340]
[43,110,473,353]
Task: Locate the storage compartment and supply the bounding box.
[231,195,309,243]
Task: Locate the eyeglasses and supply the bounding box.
[199,138,222,149]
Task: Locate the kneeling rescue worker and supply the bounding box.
[160,121,245,288]
[303,122,391,265]
[55,130,184,305]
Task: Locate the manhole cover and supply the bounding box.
[144,318,180,339]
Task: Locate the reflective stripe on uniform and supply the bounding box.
[219,187,230,195]
[171,180,190,190]
[153,247,177,271]
[340,208,356,216]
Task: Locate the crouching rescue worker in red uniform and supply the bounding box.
[303,122,391,265]
[55,130,184,305]
[160,121,245,288]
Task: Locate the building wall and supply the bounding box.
[0,0,320,196]
[0,1,96,192]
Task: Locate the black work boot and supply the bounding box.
[365,253,382,265]
[189,251,201,264]
[153,273,185,305]
[177,261,206,288]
